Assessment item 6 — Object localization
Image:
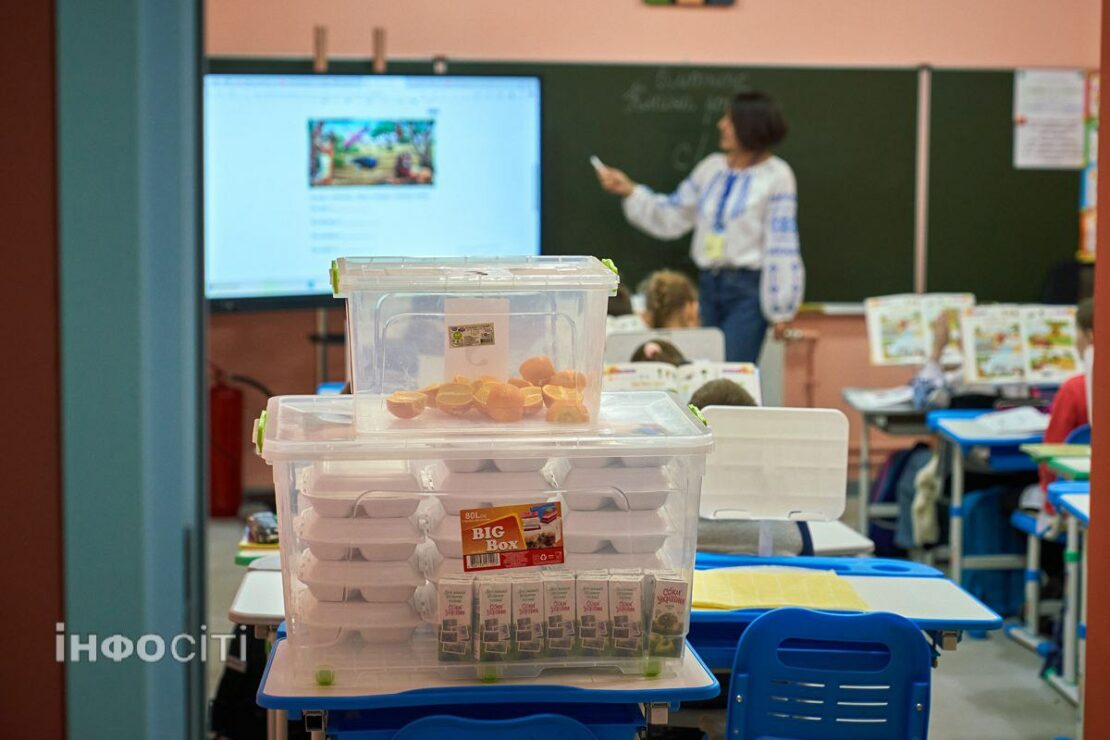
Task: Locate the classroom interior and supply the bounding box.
[8,0,1110,738]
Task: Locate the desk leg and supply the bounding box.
[858,414,872,535]
[949,443,964,585]
[1063,516,1079,685]
[267,709,288,740]
[1025,533,1041,637]
[1079,527,1088,738]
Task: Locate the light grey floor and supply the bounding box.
[203,490,1080,739]
[207,518,246,700]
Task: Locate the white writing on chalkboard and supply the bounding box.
[621,70,751,172]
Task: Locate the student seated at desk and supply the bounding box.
[606,284,644,334]
[691,379,813,556]
[643,269,699,329]
[910,311,999,410]
[1038,298,1094,509]
[630,338,688,366]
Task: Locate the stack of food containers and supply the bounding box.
[256,256,713,687]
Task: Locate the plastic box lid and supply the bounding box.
[256,392,712,462]
[331,255,619,297]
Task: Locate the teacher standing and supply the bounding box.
[597,91,804,363]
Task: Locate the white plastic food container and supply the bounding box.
[559,488,671,512]
[298,596,423,645]
[297,551,425,602]
[257,391,711,686]
[295,509,424,561]
[331,256,619,434]
[563,510,674,553]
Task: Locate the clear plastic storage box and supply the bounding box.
[256,391,712,687]
[331,256,619,434]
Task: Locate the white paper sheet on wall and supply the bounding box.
[1014,69,1086,170]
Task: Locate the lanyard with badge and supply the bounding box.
[703,171,738,263]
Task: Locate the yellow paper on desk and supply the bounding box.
[693,567,870,612]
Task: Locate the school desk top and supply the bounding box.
[1058,494,1090,526]
[807,520,875,556]
[1047,480,1090,510]
[842,387,923,417]
[928,409,1045,447]
[1020,443,1091,463]
[228,569,283,628]
[1047,455,1092,481]
[257,637,718,711]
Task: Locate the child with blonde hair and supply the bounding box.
[643,270,699,329]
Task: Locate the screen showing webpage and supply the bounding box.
[204,74,541,299]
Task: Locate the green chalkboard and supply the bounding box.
[440,61,921,300]
[209,57,919,300]
[927,70,1081,302]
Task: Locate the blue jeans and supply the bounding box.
[699,268,768,363]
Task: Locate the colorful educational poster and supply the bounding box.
[1023,306,1081,383]
[960,305,1080,385]
[865,293,975,366]
[1013,69,1086,170]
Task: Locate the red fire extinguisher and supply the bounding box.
[209,368,244,518]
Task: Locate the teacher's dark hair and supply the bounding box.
[729,91,787,153]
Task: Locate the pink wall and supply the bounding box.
[205,0,1099,495]
[206,0,1099,69]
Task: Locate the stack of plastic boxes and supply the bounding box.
[256,256,714,686]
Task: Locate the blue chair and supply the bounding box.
[392,714,599,740]
[725,608,931,740]
[1065,424,1091,445]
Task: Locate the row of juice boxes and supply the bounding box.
[436,568,690,662]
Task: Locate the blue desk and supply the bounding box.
[928,410,1042,584]
[688,555,1001,671]
[1047,482,1091,708]
[258,637,718,739]
[842,388,931,535]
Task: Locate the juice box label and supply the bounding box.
[542,573,576,656]
[609,574,646,657]
[436,576,474,661]
[460,501,563,572]
[477,580,512,661]
[512,576,545,658]
[648,575,690,659]
[576,574,611,656]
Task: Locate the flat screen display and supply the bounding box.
[203,74,542,302]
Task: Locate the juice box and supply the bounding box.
[511,574,545,659]
[609,572,646,657]
[542,571,576,657]
[648,573,689,659]
[576,571,611,656]
[477,578,512,661]
[436,574,474,661]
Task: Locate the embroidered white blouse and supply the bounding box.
[621,153,804,322]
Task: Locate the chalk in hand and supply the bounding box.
[590,155,606,173]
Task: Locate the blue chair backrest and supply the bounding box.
[392,713,598,740]
[726,608,931,740]
[1065,424,1091,445]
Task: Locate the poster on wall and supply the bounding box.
[1079,71,1099,263]
[1013,69,1086,170]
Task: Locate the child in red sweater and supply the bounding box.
[1039,298,1094,498]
